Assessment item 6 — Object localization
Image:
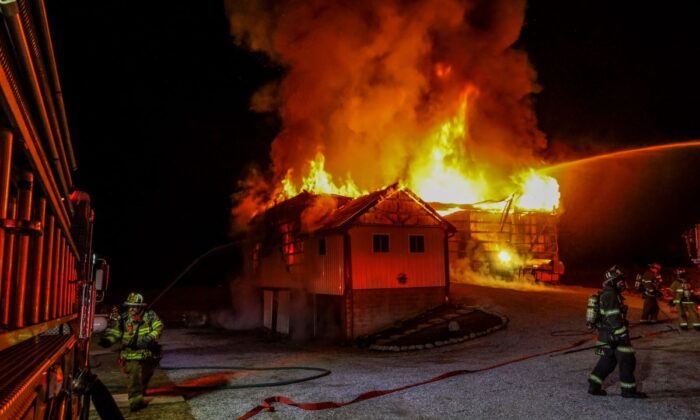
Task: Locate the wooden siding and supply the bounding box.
[445,209,560,263]
[304,234,345,295]
[356,190,442,227]
[349,226,446,289]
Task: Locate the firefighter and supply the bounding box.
[588,266,648,398]
[669,268,700,330]
[640,262,663,323]
[99,292,164,412]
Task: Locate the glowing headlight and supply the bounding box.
[498,250,512,263]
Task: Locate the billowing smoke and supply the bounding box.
[300,195,339,233]
[450,257,567,292]
[227,0,546,224]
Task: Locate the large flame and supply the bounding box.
[278,96,560,214]
[513,169,560,212]
[280,153,367,199]
[228,0,556,229]
[406,92,489,204]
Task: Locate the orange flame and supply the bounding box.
[407,90,488,204]
[277,92,560,213]
[435,63,452,79]
[280,153,367,200]
[513,169,560,212]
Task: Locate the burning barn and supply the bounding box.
[242,185,455,341]
[435,199,564,282]
[229,0,568,328]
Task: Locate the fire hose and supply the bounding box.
[236,336,593,419]
[550,324,678,356]
[235,324,679,419]
[141,244,680,418]
[157,365,331,390]
[148,241,239,310]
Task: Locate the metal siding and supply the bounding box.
[307,234,344,295]
[276,291,290,334]
[350,226,445,289]
[263,290,273,329]
[258,249,294,288]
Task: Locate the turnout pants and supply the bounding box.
[124,359,156,406]
[641,297,659,322]
[589,345,638,391]
[679,302,700,329]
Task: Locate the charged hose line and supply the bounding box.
[550,330,591,337]
[158,365,331,390]
[148,241,239,310]
[236,324,679,419]
[236,336,593,420]
[550,324,678,356]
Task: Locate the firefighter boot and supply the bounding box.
[587,381,607,396]
[621,388,648,399]
[129,396,148,412]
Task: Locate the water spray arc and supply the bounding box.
[543,139,700,173]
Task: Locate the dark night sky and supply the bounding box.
[46,1,700,292]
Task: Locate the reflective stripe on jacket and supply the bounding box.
[103,310,164,360]
[597,286,629,345]
[669,279,696,304]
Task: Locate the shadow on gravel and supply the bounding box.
[645,387,700,398]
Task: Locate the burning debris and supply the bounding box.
[436,197,564,283]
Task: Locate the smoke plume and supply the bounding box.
[228,0,546,223]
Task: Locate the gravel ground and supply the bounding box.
[158,283,700,419]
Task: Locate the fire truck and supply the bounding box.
[0,1,111,418]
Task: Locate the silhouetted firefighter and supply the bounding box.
[587,266,648,398]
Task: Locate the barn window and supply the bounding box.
[373,234,389,253]
[281,222,304,266]
[319,237,326,256]
[409,235,425,253]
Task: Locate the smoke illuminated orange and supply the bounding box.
[278,96,560,214]
[228,0,554,229]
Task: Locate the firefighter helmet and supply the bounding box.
[124,292,146,307]
[675,268,688,280]
[603,265,625,290]
[649,262,661,271]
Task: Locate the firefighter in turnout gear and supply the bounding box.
[640,263,663,323]
[669,268,700,330]
[588,266,648,398]
[99,292,164,411]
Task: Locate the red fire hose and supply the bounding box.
[237,336,593,419]
[237,325,678,419]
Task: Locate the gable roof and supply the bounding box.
[319,184,456,233]
[249,192,351,227]
[249,185,456,237]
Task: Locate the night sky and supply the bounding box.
[46,1,700,292]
